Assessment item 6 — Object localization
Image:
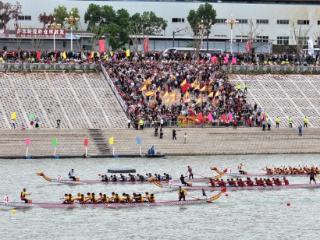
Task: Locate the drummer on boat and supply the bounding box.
[187,166,194,179]
[238,163,247,175]
[308,169,317,184]
[20,188,32,203]
[68,169,77,181]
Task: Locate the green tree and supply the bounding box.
[187,3,216,36]
[53,5,80,28]
[84,4,130,49]
[129,11,167,36]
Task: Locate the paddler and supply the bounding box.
[308,169,317,184]
[144,192,150,202]
[68,169,77,181]
[238,163,247,175]
[187,165,194,179]
[20,188,31,203]
[180,174,190,186]
[149,194,155,203]
[178,186,186,201]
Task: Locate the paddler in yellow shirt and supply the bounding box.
[178,186,186,201]
[20,188,32,203]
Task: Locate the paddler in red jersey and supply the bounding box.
[237,178,245,187]
[246,178,254,186]
[20,188,31,203]
[283,177,289,185]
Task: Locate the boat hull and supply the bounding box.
[166,183,320,191]
[227,173,309,178]
[0,199,211,209]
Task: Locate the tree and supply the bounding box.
[84,4,130,49]
[187,3,216,36]
[0,1,21,30]
[187,3,216,52]
[129,11,167,36]
[129,11,167,51]
[53,5,80,28]
[39,12,54,28]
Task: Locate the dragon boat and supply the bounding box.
[36,172,225,185]
[158,183,320,192]
[0,191,223,210]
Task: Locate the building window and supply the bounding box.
[18,15,31,21]
[277,19,289,25]
[256,19,268,24]
[298,37,308,45]
[215,18,227,24]
[236,19,248,24]
[318,20,320,25]
[256,36,269,43]
[297,20,309,25]
[277,36,289,45]
[236,35,248,42]
[214,34,227,38]
[172,18,184,23]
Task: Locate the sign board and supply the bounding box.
[16,28,66,38]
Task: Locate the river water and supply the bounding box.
[1,154,320,240]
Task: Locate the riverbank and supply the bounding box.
[0,127,318,159]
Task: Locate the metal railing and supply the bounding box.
[100,64,128,113]
[222,65,320,74]
[0,62,99,72]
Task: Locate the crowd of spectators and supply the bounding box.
[106,58,259,128]
[0,47,319,66]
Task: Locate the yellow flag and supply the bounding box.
[62,51,67,60]
[108,137,114,145]
[126,49,130,57]
[180,79,186,87]
[140,85,147,91]
[208,92,214,98]
[200,86,206,92]
[145,91,155,97]
[11,112,17,121]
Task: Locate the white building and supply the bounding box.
[3,0,320,51]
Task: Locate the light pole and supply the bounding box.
[64,13,79,52]
[172,27,188,47]
[49,19,61,52]
[226,17,238,55]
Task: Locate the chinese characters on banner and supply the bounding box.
[16,28,66,38]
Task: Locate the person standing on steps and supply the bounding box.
[160,127,163,139]
[298,124,303,136]
[172,129,177,140]
[275,116,280,128]
[127,119,131,128]
[139,118,144,130]
[56,119,61,128]
[183,132,187,144]
[303,116,309,128]
[288,116,293,128]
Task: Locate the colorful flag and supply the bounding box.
[11,112,16,121]
[98,39,106,53]
[108,137,114,145]
[143,37,149,52]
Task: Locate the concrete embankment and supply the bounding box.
[0,128,319,159]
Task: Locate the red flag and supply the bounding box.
[143,37,149,52]
[36,51,41,61]
[197,112,204,123]
[180,80,190,94]
[245,40,253,53]
[98,39,106,53]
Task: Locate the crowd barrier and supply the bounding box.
[0,63,99,72]
[222,65,320,74]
